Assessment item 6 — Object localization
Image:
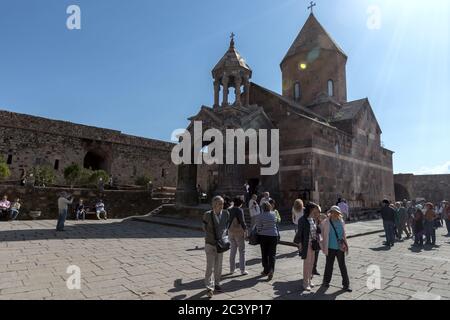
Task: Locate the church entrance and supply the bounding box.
[248,178,260,196]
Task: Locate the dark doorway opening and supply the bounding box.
[84,152,107,171]
[248,178,260,196]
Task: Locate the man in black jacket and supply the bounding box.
[381,199,396,247]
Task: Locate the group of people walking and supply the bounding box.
[201,193,352,298]
[381,199,450,248]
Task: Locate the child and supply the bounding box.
[413,209,425,247]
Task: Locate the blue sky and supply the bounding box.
[0,0,448,174]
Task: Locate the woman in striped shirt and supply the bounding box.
[255,202,279,281]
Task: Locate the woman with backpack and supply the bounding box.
[320,206,352,292]
[228,197,248,276]
[294,202,322,292]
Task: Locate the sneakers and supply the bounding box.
[206,289,214,298]
[267,272,274,281]
[214,285,223,293]
[241,270,249,276]
[343,287,353,293]
[310,282,316,288]
[305,286,312,292]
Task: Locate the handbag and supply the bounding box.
[211,211,230,253]
[249,226,260,246]
[310,224,320,252]
[330,220,348,254]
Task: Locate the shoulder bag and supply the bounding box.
[211,211,230,253]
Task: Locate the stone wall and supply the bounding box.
[394,174,450,203]
[0,110,177,187]
[0,185,166,220]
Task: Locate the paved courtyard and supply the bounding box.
[0,219,449,300]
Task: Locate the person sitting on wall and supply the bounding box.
[9,198,21,221]
[76,199,86,221]
[0,195,11,218]
[95,199,108,220]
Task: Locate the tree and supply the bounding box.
[89,170,110,186]
[32,166,56,187]
[64,164,81,188]
[135,175,152,187]
[0,157,10,181]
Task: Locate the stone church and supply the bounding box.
[176,13,395,210]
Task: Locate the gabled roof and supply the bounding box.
[281,13,347,66]
[250,82,328,122]
[331,98,382,133]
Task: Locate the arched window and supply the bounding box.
[294,82,301,102]
[328,79,334,97]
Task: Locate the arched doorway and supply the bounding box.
[84,151,108,171]
[394,183,410,201]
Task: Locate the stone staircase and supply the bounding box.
[151,187,176,204]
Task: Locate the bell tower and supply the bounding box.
[212,33,252,108]
[280,13,348,106]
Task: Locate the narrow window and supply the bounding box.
[294,82,301,102]
[328,79,334,97]
[6,155,12,165]
[54,159,60,170]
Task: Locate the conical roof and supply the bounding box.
[281,13,347,66]
[212,38,252,76]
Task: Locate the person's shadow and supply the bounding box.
[273,281,346,300]
[369,246,391,252]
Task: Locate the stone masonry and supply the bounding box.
[0,110,177,187]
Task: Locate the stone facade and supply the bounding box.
[394,174,450,203]
[0,110,177,187]
[176,13,394,211]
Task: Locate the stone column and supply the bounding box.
[213,80,220,108]
[175,163,198,206]
[243,76,250,106]
[222,76,229,107]
[234,77,242,107]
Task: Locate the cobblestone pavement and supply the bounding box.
[0,219,449,300]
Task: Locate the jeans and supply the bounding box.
[383,220,395,245]
[424,221,436,244]
[302,242,316,287]
[10,209,19,220]
[229,231,246,273]
[259,235,278,275]
[446,220,450,234]
[205,244,223,291]
[414,231,424,246]
[56,209,68,231]
[76,210,85,220]
[323,249,350,288]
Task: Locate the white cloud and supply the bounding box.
[416,161,450,175]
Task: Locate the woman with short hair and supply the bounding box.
[255,201,278,281]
